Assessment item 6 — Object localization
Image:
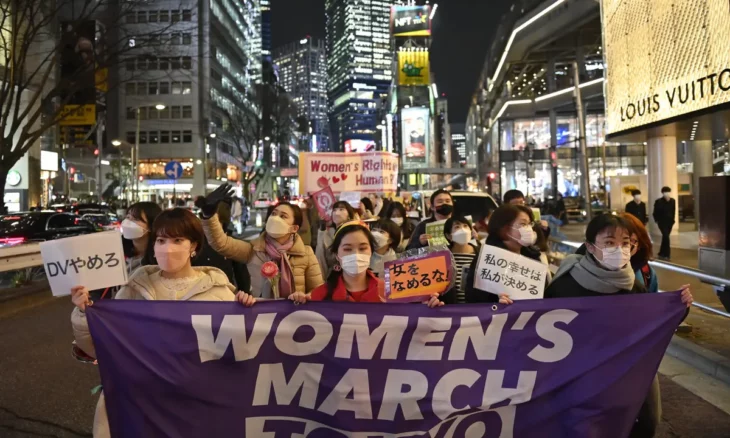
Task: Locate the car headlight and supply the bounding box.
[581,210,587,216]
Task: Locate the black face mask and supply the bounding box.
[435,204,454,216]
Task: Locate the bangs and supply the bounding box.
[126,204,145,222]
[151,208,205,245]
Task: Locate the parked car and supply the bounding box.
[81,213,121,232]
[0,212,97,247]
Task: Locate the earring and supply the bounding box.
[191,251,197,258]
[333,264,342,272]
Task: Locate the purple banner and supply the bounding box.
[86,292,686,437]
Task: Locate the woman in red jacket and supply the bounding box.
[238,220,442,306]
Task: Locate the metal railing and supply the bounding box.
[0,243,42,273]
[549,239,730,319]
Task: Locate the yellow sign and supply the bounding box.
[59,105,96,126]
[604,0,730,136]
[95,68,108,92]
[398,51,430,86]
[384,250,452,302]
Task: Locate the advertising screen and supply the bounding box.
[344,139,376,153]
[604,0,730,136]
[391,6,431,37]
[397,50,430,86]
[401,107,430,167]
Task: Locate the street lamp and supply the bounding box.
[111,140,122,147]
[131,104,166,202]
[209,133,217,138]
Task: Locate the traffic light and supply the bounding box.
[488,172,496,180]
[94,148,99,156]
[138,176,144,182]
[69,167,75,175]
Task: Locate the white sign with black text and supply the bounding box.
[40,232,128,297]
[473,245,548,300]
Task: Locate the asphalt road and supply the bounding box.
[1,298,729,437]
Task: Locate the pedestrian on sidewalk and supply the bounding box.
[652,186,676,261]
[625,190,648,224]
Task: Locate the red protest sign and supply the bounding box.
[311,186,336,222]
[384,250,454,302]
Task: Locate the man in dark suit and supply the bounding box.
[625,189,648,224]
[653,186,676,260]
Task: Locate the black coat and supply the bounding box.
[464,236,543,303]
[405,217,438,250]
[652,197,676,226]
[193,235,250,292]
[625,201,648,224]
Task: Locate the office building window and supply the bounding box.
[125,83,135,95]
[182,81,192,94]
[137,11,147,23]
[126,132,135,144]
[148,82,158,95]
[171,10,180,23]
[139,131,147,144]
[171,131,181,143]
[125,58,135,71]
[159,81,170,94]
[137,57,147,71]
[138,107,149,120]
[160,131,170,143]
[183,130,192,143]
[182,57,192,69]
[148,11,158,22]
[159,57,169,70]
[171,106,181,119]
[148,107,158,120]
[182,106,192,118]
[136,82,147,95]
[148,57,158,70]
[126,108,136,120]
[182,9,191,21]
[149,131,159,144]
[170,57,181,69]
[158,106,170,118]
[170,33,181,45]
[172,82,182,94]
[160,10,169,22]
[182,33,192,45]
[126,13,136,24]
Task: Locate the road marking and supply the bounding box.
[659,354,730,415]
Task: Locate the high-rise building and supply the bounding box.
[116,0,262,198]
[325,0,393,151]
[274,37,329,152]
[260,0,272,62]
[451,123,466,167]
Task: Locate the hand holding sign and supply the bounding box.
[311,186,336,222]
[384,250,454,302]
[473,245,548,300]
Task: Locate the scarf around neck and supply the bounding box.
[554,254,635,294]
[264,235,295,298]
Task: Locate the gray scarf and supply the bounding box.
[553,254,635,294]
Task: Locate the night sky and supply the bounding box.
[271,0,512,123]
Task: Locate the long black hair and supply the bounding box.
[331,201,357,224]
[384,201,414,239]
[122,202,162,265]
[324,222,376,300]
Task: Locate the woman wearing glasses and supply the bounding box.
[545,215,691,302]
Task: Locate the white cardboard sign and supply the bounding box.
[40,231,128,297]
[473,245,548,300]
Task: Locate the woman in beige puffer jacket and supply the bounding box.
[202,202,323,297]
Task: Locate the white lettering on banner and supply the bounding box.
[274,310,333,356]
[334,315,409,360]
[378,369,428,421]
[482,370,537,409]
[432,369,481,420]
[40,231,128,297]
[244,407,516,437]
[318,368,373,419]
[528,310,578,363]
[473,245,549,300]
[448,314,508,360]
[191,314,276,362]
[252,363,323,409]
[299,152,399,195]
[406,317,452,360]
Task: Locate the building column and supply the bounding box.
[547,57,558,197]
[647,126,679,236]
[691,140,714,229]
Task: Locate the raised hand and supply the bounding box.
[201,183,235,217]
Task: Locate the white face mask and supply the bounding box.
[512,225,537,247]
[371,231,390,249]
[451,228,471,245]
[339,253,371,275]
[332,210,348,226]
[634,195,641,202]
[122,219,147,240]
[596,246,631,271]
[391,217,404,226]
[663,193,671,200]
[266,215,292,238]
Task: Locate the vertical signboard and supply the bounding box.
[401,107,430,168]
[390,5,431,37]
[397,50,430,86]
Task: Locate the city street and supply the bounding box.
[1,297,729,437]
